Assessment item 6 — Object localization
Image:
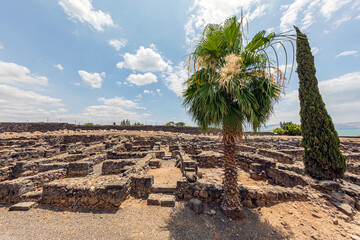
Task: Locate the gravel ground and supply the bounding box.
[0,198,284,240]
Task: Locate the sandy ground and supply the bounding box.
[1,196,359,240]
[0,198,283,240]
[199,168,267,186]
[147,161,183,185]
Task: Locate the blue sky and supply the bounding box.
[0,0,359,126]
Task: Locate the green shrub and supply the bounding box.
[175,122,185,127]
[273,128,284,135]
[84,123,93,126]
[273,122,301,135]
[284,123,301,136]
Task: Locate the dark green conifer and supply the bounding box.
[295,26,346,180]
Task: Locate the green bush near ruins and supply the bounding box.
[295,27,346,180]
[273,122,301,136]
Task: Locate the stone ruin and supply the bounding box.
[0,130,359,219]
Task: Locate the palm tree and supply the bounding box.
[183,16,293,219]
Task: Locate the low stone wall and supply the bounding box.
[41,178,130,209]
[190,153,223,168]
[102,159,137,175]
[0,169,66,203]
[130,175,154,198]
[66,162,93,177]
[175,180,308,207]
[258,149,294,164]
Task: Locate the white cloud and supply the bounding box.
[301,0,320,30]
[320,0,352,20]
[143,90,154,94]
[66,96,148,123]
[107,39,127,51]
[54,64,64,71]
[78,70,105,89]
[185,0,266,45]
[58,0,114,31]
[98,96,143,109]
[271,72,360,124]
[280,0,311,31]
[333,15,352,28]
[126,72,157,86]
[0,43,3,49]
[335,50,358,58]
[280,0,357,31]
[117,45,168,72]
[163,62,187,97]
[0,60,48,86]
[247,4,269,21]
[0,84,63,106]
[0,84,66,121]
[71,81,81,86]
[311,47,320,55]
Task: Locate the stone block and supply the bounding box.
[331,201,356,217]
[189,198,203,214]
[102,159,136,175]
[160,195,176,207]
[9,202,37,211]
[130,175,154,198]
[149,160,161,168]
[66,162,93,177]
[318,180,340,191]
[147,194,160,205]
[151,184,176,194]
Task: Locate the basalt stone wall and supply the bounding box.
[0,169,66,203]
[0,122,276,136]
[175,180,308,207]
[41,179,130,209]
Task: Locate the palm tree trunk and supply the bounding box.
[220,127,244,219]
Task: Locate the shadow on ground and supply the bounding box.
[0,203,118,214]
[165,205,290,240]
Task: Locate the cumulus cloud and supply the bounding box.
[335,50,358,58]
[163,62,187,97]
[54,64,64,70]
[126,73,158,86]
[107,39,127,51]
[58,0,114,31]
[65,96,148,123]
[271,72,360,124]
[0,84,63,106]
[0,60,48,86]
[78,70,105,89]
[117,45,168,72]
[0,84,65,122]
[185,0,267,45]
[98,96,144,109]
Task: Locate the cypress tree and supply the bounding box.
[295,26,346,180]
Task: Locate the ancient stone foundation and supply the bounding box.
[0,129,359,219]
